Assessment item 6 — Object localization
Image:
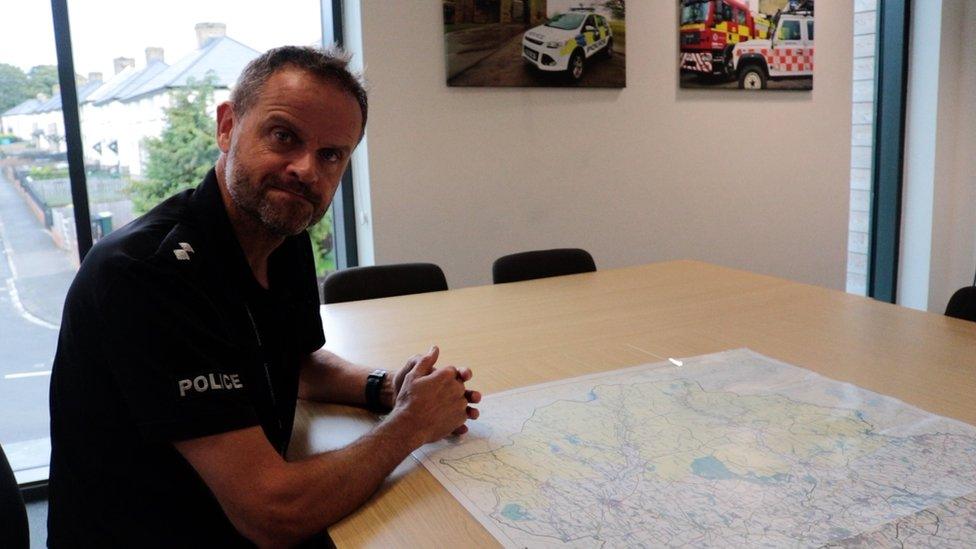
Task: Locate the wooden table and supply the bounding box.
[290,260,976,547]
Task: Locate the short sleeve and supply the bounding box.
[98,258,260,442]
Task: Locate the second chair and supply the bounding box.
[322,263,448,304]
[492,248,596,284]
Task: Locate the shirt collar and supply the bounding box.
[187,167,305,299]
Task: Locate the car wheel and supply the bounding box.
[604,38,614,59]
[568,50,584,81]
[738,66,766,89]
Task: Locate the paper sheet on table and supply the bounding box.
[415,348,976,548]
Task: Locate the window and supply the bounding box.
[0,0,74,484]
[1,0,357,485]
[736,9,747,25]
[778,20,801,41]
[807,20,814,41]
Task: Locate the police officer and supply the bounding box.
[48,46,480,547]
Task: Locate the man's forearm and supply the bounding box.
[297,348,393,407]
[259,413,422,543]
[179,413,424,547]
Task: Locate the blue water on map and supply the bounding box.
[691,456,735,480]
[501,503,531,521]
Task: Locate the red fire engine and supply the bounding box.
[679,0,771,77]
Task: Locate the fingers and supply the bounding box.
[456,367,473,382]
[406,345,439,380]
[465,390,481,404]
[451,424,469,436]
[466,405,479,420]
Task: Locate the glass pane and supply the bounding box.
[69,0,334,274]
[0,2,72,481]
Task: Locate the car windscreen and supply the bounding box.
[681,1,712,24]
[545,13,586,30]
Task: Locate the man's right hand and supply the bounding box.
[390,346,480,443]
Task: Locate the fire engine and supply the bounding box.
[731,5,814,89]
[679,0,771,78]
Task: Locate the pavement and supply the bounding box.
[0,169,74,473]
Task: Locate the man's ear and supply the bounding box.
[216,101,235,153]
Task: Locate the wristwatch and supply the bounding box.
[365,369,388,412]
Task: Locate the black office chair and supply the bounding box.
[0,443,29,549]
[322,263,448,304]
[945,286,976,323]
[492,248,596,284]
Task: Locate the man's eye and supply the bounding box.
[321,149,342,162]
[272,129,295,144]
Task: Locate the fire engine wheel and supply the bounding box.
[568,51,585,81]
[604,38,614,59]
[738,66,767,90]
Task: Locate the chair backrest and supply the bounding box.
[492,248,596,284]
[322,263,448,304]
[945,286,976,322]
[0,443,29,549]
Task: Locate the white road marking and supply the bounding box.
[0,216,60,330]
[4,370,52,379]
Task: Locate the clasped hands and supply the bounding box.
[386,346,481,442]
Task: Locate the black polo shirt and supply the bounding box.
[48,169,326,547]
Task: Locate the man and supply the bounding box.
[48,46,480,547]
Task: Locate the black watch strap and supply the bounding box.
[365,369,388,412]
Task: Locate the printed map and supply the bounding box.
[414,349,976,548]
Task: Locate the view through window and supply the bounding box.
[1,0,330,481]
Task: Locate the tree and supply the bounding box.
[26,65,60,98]
[604,0,625,20]
[0,63,30,113]
[129,76,220,213]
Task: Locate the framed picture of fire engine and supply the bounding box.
[443,0,626,88]
[679,0,814,90]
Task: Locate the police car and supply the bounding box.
[521,9,614,81]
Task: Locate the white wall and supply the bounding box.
[356,1,854,289]
[929,0,975,311]
[899,0,976,312]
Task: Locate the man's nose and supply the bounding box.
[287,150,317,184]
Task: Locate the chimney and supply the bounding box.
[145,47,165,64]
[88,72,103,83]
[113,57,135,75]
[195,23,227,48]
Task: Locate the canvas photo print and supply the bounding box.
[679,0,814,90]
[443,0,626,87]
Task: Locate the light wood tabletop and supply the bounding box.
[289,260,976,547]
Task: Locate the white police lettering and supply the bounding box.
[178,373,243,397]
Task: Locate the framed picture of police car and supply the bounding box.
[443,0,626,88]
[678,0,814,90]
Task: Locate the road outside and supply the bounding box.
[0,168,74,476]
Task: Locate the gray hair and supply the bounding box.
[231,45,368,139]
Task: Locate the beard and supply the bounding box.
[224,149,328,237]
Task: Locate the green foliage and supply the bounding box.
[0,64,62,113]
[28,165,69,180]
[26,65,60,98]
[309,210,337,276]
[604,0,625,20]
[129,75,220,214]
[0,63,30,112]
